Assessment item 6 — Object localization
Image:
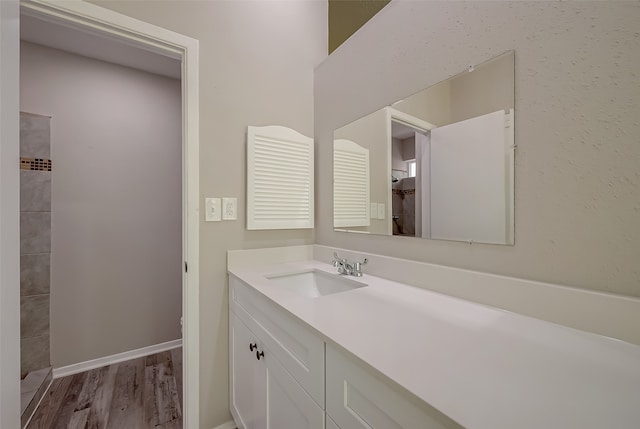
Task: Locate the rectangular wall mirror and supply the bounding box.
[333,50,515,245]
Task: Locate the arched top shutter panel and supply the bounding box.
[247,125,314,230]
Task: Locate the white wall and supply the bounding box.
[315,1,640,298]
[20,42,182,367]
[86,1,327,427]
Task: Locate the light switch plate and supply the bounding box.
[370,203,378,219]
[223,197,237,220]
[377,203,385,220]
[205,197,221,221]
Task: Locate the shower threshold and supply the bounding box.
[21,367,52,428]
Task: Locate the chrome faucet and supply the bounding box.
[332,252,367,277]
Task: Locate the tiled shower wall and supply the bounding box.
[392,177,416,236]
[19,112,51,378]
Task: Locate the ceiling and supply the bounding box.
[20,13,181,80]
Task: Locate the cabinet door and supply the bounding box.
[326,344,462,429]
[230,276,325,407]
[230,312,266,429]
[326,415,342,429]
[264,346,325,429]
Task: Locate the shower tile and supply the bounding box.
[20,171,51,212]
[20,334,50,378]
[20,295,50,339]
[20,113,51,159]
[21,254,50,296]
[392,193,403,216]
[402,195,416,235]
[20,212,51,254]
[20,157,52,172]
[402,177,416,191]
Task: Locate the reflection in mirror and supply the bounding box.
[334,139,370,228]
[333,50,515,245]
[391,121,428,237]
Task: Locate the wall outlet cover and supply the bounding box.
[223,197,237,220]
[377,203,385,220]
[370,203,378,219]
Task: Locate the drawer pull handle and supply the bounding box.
[249,343,257,352]
[256,350,264,360]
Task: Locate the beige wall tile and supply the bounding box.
[20,171,51,212]
[20,113,50,159]
[20,254,50,296]
[20,294,49,339]
[19,212,50,254]
[20,334,50,378]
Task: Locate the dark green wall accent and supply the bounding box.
[329,0,391,54]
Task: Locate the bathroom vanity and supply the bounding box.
[228,247,640,429]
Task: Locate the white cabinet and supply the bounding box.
[326,343,462,429]
[230,312,324,429]
[230,275,325,406]
[229,275,325,429]
[230,312,266,429]
[264,346,324,429]
[229,274,461,429]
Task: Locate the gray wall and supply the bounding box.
[315,1,640,297]
[20,42,182,368]
[87,2,326,427]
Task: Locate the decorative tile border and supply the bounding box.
[20,157,52,172]
[392,189,415,196]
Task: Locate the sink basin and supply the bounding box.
[265,269,366,298]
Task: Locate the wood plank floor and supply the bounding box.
[27,348,182,429]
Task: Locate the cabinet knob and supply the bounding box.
[256,350,264,360]
[249,343,257,352]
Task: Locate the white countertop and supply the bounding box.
[229,260,640,429]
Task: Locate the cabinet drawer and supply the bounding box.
[230,275,325,407]
[326,343,463,429]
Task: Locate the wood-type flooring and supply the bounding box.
[26,348,182,429]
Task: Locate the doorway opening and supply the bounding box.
[11,1,200,427]
[391,120,429,237]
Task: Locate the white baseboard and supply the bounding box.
[53,339,182,379]
[212,421,236,429]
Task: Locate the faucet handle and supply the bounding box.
[355,258,368,267]
[353,258,368,276]
[332,252,344,266]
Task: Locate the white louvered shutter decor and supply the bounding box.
[247,125,314,230]
[333,139,370,228]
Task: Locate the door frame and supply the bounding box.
[385,107,435,236]
[0,1,21,428]
[1,1,200,427]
